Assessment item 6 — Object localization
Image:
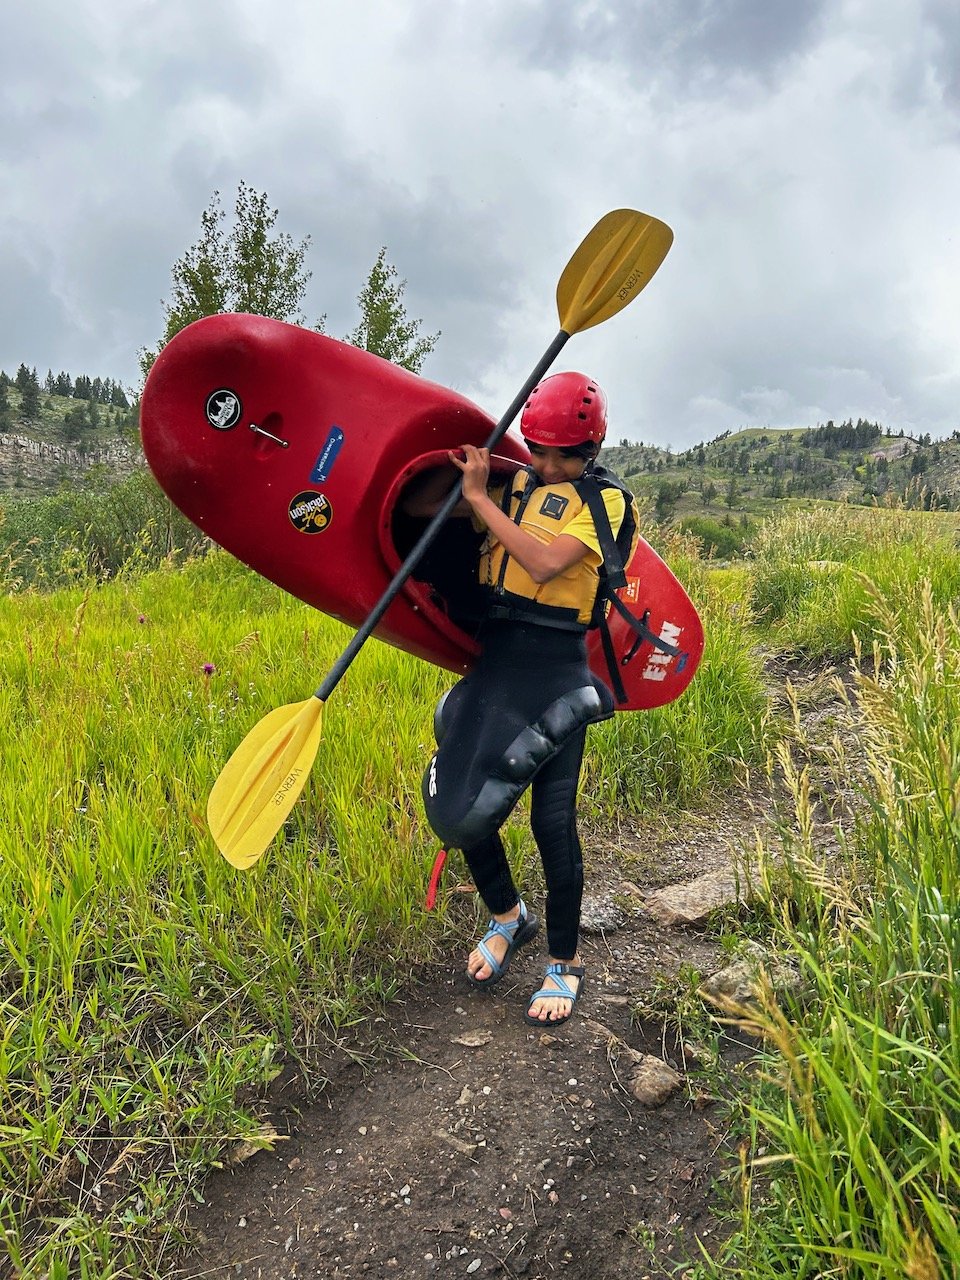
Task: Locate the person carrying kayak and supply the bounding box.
[404,371,639,1027]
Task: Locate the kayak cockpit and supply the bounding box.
[381,451,520,663]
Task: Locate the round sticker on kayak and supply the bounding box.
[288,491,333,534]
[205,389,242,430]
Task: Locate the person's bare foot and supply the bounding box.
[524,958,584,1024]
[466,906,520,981]
[465,903,539,988]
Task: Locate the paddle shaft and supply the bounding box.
[313,329,570,702]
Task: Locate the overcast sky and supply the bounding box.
[2,0,958,448]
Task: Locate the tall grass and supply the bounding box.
[0,541,764,1276]
[0,470,207,590]
[706,579,960,1279]
[749,504,960,659]
[0,554,450,1275]
[585,535,768,814]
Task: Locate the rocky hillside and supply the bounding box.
[0,380,140,499]
[0,431,140,499]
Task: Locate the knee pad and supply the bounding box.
[423,684,607,849]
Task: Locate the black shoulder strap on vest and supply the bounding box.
[575,473,629,590]
[574,473,632,702]
[503,467,535,514]
[575,471,679,705]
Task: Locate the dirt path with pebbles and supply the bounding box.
[172,655,855,1280]
[171,785,784,1280]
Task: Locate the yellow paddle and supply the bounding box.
[208,208,674,868]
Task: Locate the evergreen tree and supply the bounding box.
[63,404,86,443]
[140,182,319,380]
[0,378,12,433]
[15,364,41,421]
[54,371,73,397]
[345,247,440,373]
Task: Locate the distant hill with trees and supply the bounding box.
[4,371,959,543]
[0,365,139,497]
[601,420,960,556]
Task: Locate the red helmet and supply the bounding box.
[520,372,607,448]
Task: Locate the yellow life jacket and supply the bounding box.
[478,469,635,630]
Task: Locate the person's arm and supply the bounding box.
[453,445,590,585]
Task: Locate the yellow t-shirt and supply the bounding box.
[480,477,633,625]
[483,481,627,561]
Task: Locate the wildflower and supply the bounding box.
[138,614,147,624]
[202,662,216,676]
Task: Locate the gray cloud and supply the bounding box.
[1,0,958,445]
[483,0,830,95]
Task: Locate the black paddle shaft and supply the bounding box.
[313,330,570,702]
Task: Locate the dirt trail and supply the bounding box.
[173,777,785,1280]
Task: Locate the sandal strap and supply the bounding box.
[475,902,528,977]
[530,964,585,1003]
[479,901,527,943]
[476,938,504,974]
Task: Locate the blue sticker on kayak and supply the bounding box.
[310,426,345,483]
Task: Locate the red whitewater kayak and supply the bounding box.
[140,313,703,709]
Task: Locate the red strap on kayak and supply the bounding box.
[424,848,448,911]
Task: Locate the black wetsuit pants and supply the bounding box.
[462,726,587,961]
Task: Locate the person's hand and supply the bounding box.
[449,444,490,506]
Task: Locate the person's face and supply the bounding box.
[526,443,590,485]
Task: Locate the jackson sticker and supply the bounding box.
[288,490,333,534]
[205,389,242,430]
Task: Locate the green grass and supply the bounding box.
[5,499,960,1277]
[0,555,445,1274]
[701,578,960,1279]
[748,503,960,658]
[0,542,767,1275]
[0,470,206,589]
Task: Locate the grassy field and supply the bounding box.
[0,540,765,1276]
[1,506,958,1276]
[700,507,960,1280]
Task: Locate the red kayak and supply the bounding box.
[140,314,703,709]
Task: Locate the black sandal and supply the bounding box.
[523,963,586,1026]
[466,901,540,989]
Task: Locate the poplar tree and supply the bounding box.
[142,184,441,384]
[139,182,317,381]
[345,247,439,374]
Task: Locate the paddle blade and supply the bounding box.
[207,697,324,869]
[557,209,674,335]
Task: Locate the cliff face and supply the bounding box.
[0,432,140,498]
